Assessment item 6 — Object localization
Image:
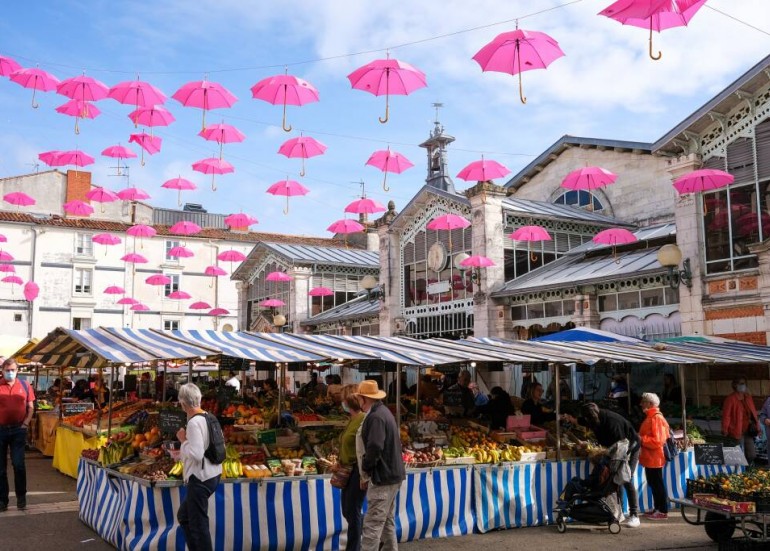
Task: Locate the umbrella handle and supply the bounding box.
[177,189,183,207]
[518,64,527,104]
[282,100,292,132]
[31,88,39,109]
[382,171,390,192]
[141,148,146,167]
[219,142,224,161]
[202,110,207,132]
[530,250,538,263]
[211,174,217,192]
[283,195,290,215]
[648,25,662,61]
[75,117,80,135]
[300,157,306,178]
[379,94,390,124]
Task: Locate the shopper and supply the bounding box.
[722,377,758,463]
[224,370,241,392]
[0,358,34,511]
[356,380,405,551]
[639,393,669,520]
[521,383,556,426]
[337,384,366,551]
[176,383,222,551]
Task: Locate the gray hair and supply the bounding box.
[178,383,202,409]
[641,392,660,407]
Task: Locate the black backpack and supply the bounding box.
[193,412,226,466]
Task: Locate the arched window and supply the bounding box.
[553,190,605,212]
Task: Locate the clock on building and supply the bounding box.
[427,242,448,273]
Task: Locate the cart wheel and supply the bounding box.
[556,515,567,533]
[608,521,621,534]
[704,511,736,542]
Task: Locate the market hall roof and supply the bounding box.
[564,222,676,256]
[300,294,380,326]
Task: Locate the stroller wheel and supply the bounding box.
[556,515,567,533]
[608,521,621,534]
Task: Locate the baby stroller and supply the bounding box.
[553,439,632,535]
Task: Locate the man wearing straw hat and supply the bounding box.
[356,380,405,550]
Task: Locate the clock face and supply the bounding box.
[427,242,448,273]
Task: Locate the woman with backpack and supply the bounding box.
[176,383,222,551]
[639,392,670,520]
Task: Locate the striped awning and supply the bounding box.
[27,327,159,368]
[168,330,325,363]
[339,336,466,366]
[247,332,380,361]
[107,328,219,361]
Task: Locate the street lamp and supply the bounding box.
[657,244,692,290]
[273,313,287,332]
[361,274,384,300]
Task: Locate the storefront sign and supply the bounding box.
[62,402,94,416]
[427,281,450,295]
[694,443,724,465]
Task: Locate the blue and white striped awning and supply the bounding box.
[104,328,219,360]
[247,332,380,361]
[168,330,325,363]
[338,336,465,366]
[27,327,160,368]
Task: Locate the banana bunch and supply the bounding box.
[225,444,240,461]
[443,447,465,458]
[221,458,244,478]
[100,442,132,466]
[167,461,184,478]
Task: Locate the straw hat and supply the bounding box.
[356,379,386,400]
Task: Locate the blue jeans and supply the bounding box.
[0,425,27,504]
[177,474,219,551]
[341,465,366,551]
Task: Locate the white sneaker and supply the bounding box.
[617,513,625,523]
[625,515,640,528]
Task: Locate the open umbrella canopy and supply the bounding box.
[426,214,471,231]
[101,144,137,160]
[251,73,320,132]
[167,290,192,300]
[327,219,365,234]
[38,151,62,166]
[145,274,171,286]
[4,192,36,207]
[460,255,496,268]
[127,224,157,238]
[52,149,95,167]
[55,99,100,119]
[509,225,552,241]
[23,281,39,302]
[456,158,511,182]
[0,55,21,76]
[593,227,638,245]
[204,265,228,277]
[561,166,618,190]
[131,303,150,311]
[85,187,119,204]
[104,285,125,295]
[128,105,175,128]
[260,298,286,308]
[345,197,386,214]
[308,286,334,297]
[173,79,238,130]
[2,275,23,286]
[209,307,230,316]
[129,132,162,156]
[192,157,234,191]
[169,221,202,236]
[162,176,197,206]
[198,123,246,144]
[599,0,671,20]
[0,251,14,262]
[108,79,167,107]
[266,179,309,214]
[167,245,195,258]
[217,250,246,262]
[348,56,427,123]
[366,147,414,190]
[673,169,734,195]
[224,213,258,228]
[190,301,212,310]
[116,187,151,201]
[278,135,327,176]
[266,271,292,282]
[116,297,139,305]
[63,200,93,216]
[92,233,122,246]
[121,253,148,264]
[10,67,60,108]
[0,264,16,273]
[0,234,6,243]
[56,74,109,102]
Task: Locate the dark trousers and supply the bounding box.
[0,425,27,505]
[645,467,668,513]
[341,465,366,551]
[619,447,640,516]
[178,474,219,551]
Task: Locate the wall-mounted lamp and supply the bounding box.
[361,274,385,301]
[453,252,480,283]
[656,244,692,290]
[273,313,287,332]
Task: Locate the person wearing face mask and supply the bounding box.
[0,359,35,511]
[722,377,758,463]
[336,383,366,551]
[638,393,670,520]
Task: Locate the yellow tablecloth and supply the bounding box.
[52,425,106,478]
[35,411,60,456]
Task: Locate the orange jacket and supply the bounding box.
[639,407,669,469]
[722,392,758,440]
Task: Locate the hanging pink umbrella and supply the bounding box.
[251,72,320,132]
[460,255,496,268]
[673,169,734,195]
[93,233,122,246]
[509,225,552,241]
[456,158,511,182]
[52,149,95,168]
[190,301,212,310]
[345,197,386,214]
[209,307,230,317]
[218,249,246,272]
[23,281,39,302]
[472,26,565,104]
[128,105,175,132]
[55,99,100,135]
[278,135,327,176]
[169,221,202,236]
[366,147,414,191]
[426,214,471,231]
[0,251,13,262]
[0,234,7,243]
[561,166,618,190]
[10,67,60,108]
[4,192,36,209]
[131,303,150,312]
[593,227,638,246]
[104,285,125,295]
[162,176,197,207]
[205,265,228,277]
[167,245,194,259]
[0,265,16,274]
[192,157,234,191]
[129,132,162,166]
[308,287,334,297]
[327,219,365,234]
[0,55,21,77]
[56,74,109,102]
[127,224,156,249]
[117,297,139,305]
[266,178,309,214]
[38,150,62,167]
[172,79,238,130]
[260,298,286,308]
[108,79,167,109]
[266,271,292,282]
[167,290,192,300]
[63,200,93,217]
[348,56,427,123]
[102,144,137,176]
[224,213,258,229]
[85,187,119,213]
[117,187,151,202]
[199,123,246,160]
[2,275,22,286]
[145,274,171,286]
[121,253,148,264]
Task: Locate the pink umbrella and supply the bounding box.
[345,197,386,214]
[10,67,60,108]
[327,219,365,234]
[0,251,13,262]
[38,150,62,166]
[190,301,212,310]
[365,147,414,191]
[209,307,230,317]
[169,221,202,236]
[673,169,734,195]
[217,249,246,272]
[172,79,238,130]
[308,286,334,297]
[23,281,39,302]
[167,290,192,300]
[128,105,175,132]
[224,213,258,229]
[129,132,162,166]
[131,303,150,312]
[117,187,151,202]
[199,123,246,160]
[278,135,327,177]
[127,224,156,248]
[121,253,148,264]
[108,79,167,109]
[472,26,565,104]
[85,187,119,213]
[266,271,292,282]
[52,149,95,168]
[167,245,195,258]
[0,265,16,274]
[260,298,286,308]
[0,234,6,243]
[104,285,125,295]
[117,297,139,306]
[162,176,197,207]
[192,157,234,191]
[2,275,22,286]
[145,274,171,286]
[266,178,309,214]
[93,233,122,246]
[599,0,670,20]
[460,255,496,268]
[0,55,21,77]
[63,200,93,217]
[56,74,109,102]
[593,228,638,260]
[510,225,552,262]
[55,99,100,134]
[4,192,36,209]
[561,166,618,190]
[348,56,427,123]
[251,72,320,132]
[427,214,470,249]
[102,144,137,176]
[204,265,227,277]
[456,157,511,182]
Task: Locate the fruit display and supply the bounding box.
[81,449,100,461]
[116,456,177,481]
[403,447,443,467]
[273,447,304,460]
[99,442,134,466]
[132,427,162,450]
[222,458,244,478]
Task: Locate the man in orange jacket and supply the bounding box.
[721,377,758,463]
[639,393,669,520]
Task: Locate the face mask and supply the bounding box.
[341,402,350,413]
[737,384,748,393]
[3,371,16,382]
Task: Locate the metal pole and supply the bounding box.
[188,359,193,382]
[396,364,402,427]
[415,368,420,419]
[679,363,687,444]
[160,360,166,402]
[626,368,632,415]
[695,365,701,407]
[96,365,103,434]
[107,365,115,435]
[555,363,562,462]
[277,364,283,420]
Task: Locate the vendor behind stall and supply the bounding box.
[521,383,556,426]
[479,387,514,430]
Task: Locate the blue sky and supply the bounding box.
[0,0,768,236]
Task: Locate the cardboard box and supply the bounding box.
[506,415,548,441]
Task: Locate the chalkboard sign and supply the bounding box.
[435,365,460,374]
[219,356,248,372]
[723,446,749,467]
[257,429,277,444]
[443,386,464,408]
[159,409,188,435]
[61,402,94,416]
[694,443,724,465]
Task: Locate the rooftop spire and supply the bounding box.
[419,103,456,194]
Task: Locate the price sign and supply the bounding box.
[257,429,277,444]
[219,356,248,372]
[694,443,724,465]
[443,386,464,407]
[61,402,94,416]
[159,409,188,435]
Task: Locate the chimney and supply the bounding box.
[66,170,92,203]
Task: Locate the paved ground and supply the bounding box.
[0,450,730,550]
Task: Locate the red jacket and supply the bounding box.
[722,392,758,440]
[639,407,668,469]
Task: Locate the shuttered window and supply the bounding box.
[756,118,770,181]
[726,137,755,185]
